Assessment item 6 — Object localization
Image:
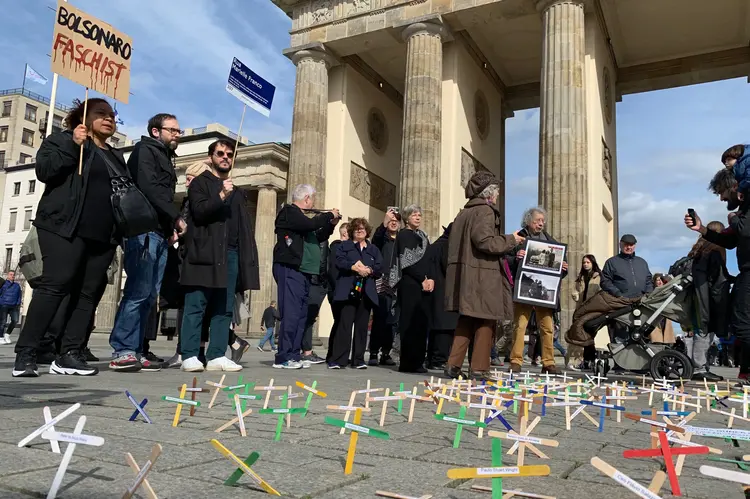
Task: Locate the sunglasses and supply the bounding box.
[214,150,234,159]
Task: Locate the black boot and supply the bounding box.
[50,350,99,376]
[444,365,464,379]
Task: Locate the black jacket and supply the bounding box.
[507,229,569,279]
[704,203,750,272]
[373,225,397,280]
[600,252,653,298]
[692,250,732,337]
[261,306,279,328]
[273,204,335,270]
[34,130,122,243]
[333,240,383,305]
[180,171,259,291]
[328,240,343,292]
[127,136,180,235]
[428,224,459,330]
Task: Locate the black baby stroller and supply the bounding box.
[581,271,697,381]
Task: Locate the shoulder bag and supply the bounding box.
[95,148,159,238]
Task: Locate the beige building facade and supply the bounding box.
[270,0,750,328]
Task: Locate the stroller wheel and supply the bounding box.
[649,349,694,381]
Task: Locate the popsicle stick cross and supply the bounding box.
[224,377,256,412]
[179,377,207,417]
[122,443,162,499]
[623,431,709,496]
[46,416,104,499]
[215,405,253,435]
[296,380,326,417]
[493,416,553,466]
[162,384,201,427]
[224,451,260,486]
[210,439,281,495]
[367,388,406,427]
[125,391,152,424]
[205,375,227,409]
[580,396,625,433]
[258,395,307,441]
[435,406,487,448]
[591,456,663,499]
[324,408,390,475]
[19,403,80,449]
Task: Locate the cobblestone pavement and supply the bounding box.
[0,335,747,498]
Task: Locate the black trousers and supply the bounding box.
[369,293,395,357]
[327,298,372,367]
[16,229,115,354]
[397,282,430,372]
[732,272,750,374]
[302,284,327,352]
[40,279,107,354]
[427,329,453,367]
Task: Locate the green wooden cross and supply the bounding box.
[223,376,255,412]
[435,406,487,448]
[224,451,260,486]
[258,398,307,441]
[492,438,503,499]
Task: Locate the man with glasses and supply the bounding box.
[109,113,187,372]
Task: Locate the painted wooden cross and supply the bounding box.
[623,430,709,496]
[178,377,208,417]
[591,456,664,499]
[367,388,406,427]
[324,408,390,474]
[44,416,104,499]
[125,390,152,424]
[434,406,487,448]
[205,374,227,409]
[257,379,289,410]
[258,395,307,441]
[489,416,556,466]
[19,403,80,449]
[296,380,327,417]
[122,443,162,499]
[210,439,281,495]
[223,376,256,412]
[215,404,254,435]
[404,386,433,423]
[580,396,625,433]
[162,384,201,427]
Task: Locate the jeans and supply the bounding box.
[553,339,566,357]
[684,332,713,372]
[15,229,115,354]
[181,250,238,361]
[0,305,19,336]
[259,327,276,350]
[273,263,311,364]
[109,232,168,357]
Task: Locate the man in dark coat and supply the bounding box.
[272,185,340,369]
[179,139,259,372]
[369,209,400,366]
[426,223,458,370]
[109,113,187,372]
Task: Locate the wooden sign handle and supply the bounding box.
[78,88,88,176]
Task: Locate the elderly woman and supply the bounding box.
[389,205,434,373]
[328,218,382,369]
[508,206,568,375]
[444,172,523,379]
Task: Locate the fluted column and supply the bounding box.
[95,248,123,331]
[250,186,278,334]
[537,0,588,331]
[288,48,333,203]
[399,21,445,240]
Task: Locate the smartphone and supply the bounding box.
[386,206,399,214]
[518,228,529,238]
[687,208,696,226]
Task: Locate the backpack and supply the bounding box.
[18,226,42,288]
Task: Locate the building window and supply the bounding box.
[21,128,34,146]
[23,209,32,230]
[12,182,20,196]
[0,151,4,165]
[53,115,63,128]
[0,126,7,142]
[25,104,37,122]
[19,153,32,164]
[8,211,16,232]
[28,179,35,194]
[4,248,12,273]
[1,101,10,117]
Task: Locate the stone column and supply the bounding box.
[537,0,588,331]
[287,48,333,204]
[95,248,123,331]
[249,186,278,335]
[399,21,445,240]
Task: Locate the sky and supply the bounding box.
[3,0,749,277]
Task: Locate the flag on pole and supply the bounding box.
[24,64,48,85]
[114,109,124,125]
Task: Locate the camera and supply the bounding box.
[387,206,402,221]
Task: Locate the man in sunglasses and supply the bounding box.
[109,113,187,372]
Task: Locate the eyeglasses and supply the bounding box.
[354,227,366,232]
[161,127,185,136]
[214,150,234,159]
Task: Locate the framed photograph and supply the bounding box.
[521,240,567,275]
[513,270,561,309]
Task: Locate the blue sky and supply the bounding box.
[3,0,748,276]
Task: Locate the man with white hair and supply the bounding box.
[272,185,340,369]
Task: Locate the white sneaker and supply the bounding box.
[181,356,205,372]
[3,334,10,344]
[300,360,311,369]
[272,360,303,369]
[206,356,243,372]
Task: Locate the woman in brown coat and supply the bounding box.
[649,274,676,344]
[568,254,602,369]
[444,171,523,379]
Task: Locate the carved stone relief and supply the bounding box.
[367,107,388,155]
[349,162,396,211]
[311,0,333,23]
[474,90,489,140]
[460,148,490,188]
[343,0,371,17]
[602,139,612,191]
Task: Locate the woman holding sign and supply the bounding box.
[12,98,121,378]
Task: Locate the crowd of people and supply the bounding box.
[5,92,748,385]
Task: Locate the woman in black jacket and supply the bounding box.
[688,220,732,381]
[13,98,121,378]
[425,223,458,370]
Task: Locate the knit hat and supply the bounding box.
[185,160,210,178]
[465,170,499,199]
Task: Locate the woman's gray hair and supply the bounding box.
[521,206,547,227]
[401,204,422,222]
[292,184,316,202]
[478,183,500,201]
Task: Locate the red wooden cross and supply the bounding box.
[622,431,709,496]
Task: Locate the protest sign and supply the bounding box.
[50,0,132,103]
[226,57,275,117]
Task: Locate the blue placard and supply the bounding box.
[226,57,275,117]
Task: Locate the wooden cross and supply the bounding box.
[591,456,664,499]
[623,431,709,496]
[435,405,487,448]
[404,386,432,423]
[296,380,326,417]
[125,391,152,424]
[367,388,406,427]
[215,406,254,435]
[324,408,390,474]
[223,376,256,412]
[258,396,307,441]
[205,374,227,409]
[162,384,201,427]
[566,396,600,429]
[359,379,385,409]
[210,439,280,495]
[257,379,289,410]
[123,443,162,499]
[580,396,625,433]
[19,403,81,449]
[178,377,207,417]
[491,416,556,466]
[46,416,104,499]
[223,451,259,486]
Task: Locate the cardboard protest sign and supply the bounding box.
[51,0,131,103]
